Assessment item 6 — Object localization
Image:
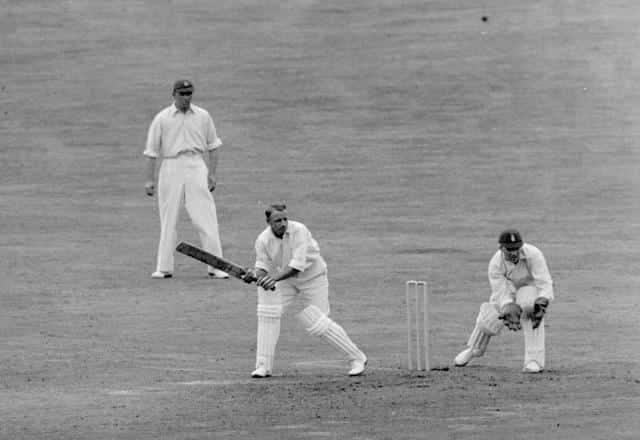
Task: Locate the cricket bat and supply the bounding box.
[176,242,274,289]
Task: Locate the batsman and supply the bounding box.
[241,204,367,378]
[454,229,554,373]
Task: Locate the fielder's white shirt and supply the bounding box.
[143,103,222,158]
[254,221,327,284]
[488,243,554,308]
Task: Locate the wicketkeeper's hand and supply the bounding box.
[531,297,549,329]
[499,302,523,331]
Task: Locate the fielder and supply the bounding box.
[143,80,228,279]
[242,204,367,378]
[454,229,554,373]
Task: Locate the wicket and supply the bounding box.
[405,280,430,371]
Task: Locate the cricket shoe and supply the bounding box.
[251,365,272,378]
[151,271,173,279]
[208,269,229,279]
[522,360,543,373]
[348,356,367,376]
[454,347,478,367]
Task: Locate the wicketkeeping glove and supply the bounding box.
[531,297,549,329]
[499,302,523,331]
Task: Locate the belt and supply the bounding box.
[175,150,200,157]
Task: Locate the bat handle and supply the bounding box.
[256,281,277,291]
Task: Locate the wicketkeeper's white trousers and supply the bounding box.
[155,153,223,273]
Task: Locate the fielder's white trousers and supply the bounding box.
[155,153,223,273]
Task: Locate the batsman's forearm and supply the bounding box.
[254,268,268,279]
[273,267,300,282]
[146,157,156,182]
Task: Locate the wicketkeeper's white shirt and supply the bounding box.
[254,221,327,284]
[488,243,554,308]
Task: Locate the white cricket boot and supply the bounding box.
[348,356,368,376]
[251,363,271,378]
[208,268,229,279]
[454,348,474,367]
[523,360,542,373]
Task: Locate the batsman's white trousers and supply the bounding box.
[256,271,365,368]
[155,153,223,273]
[257,271,330,314]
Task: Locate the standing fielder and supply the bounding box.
[243,204,367,378]
[454,229,554,373]
[143,80,228,279]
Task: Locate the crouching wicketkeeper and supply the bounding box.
[454,229,554,373]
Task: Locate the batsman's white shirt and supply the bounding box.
[254,221,327,284]
[254,221,331,313]
[143,103,222,158]
[488,243,554,308]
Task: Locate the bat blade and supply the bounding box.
[176,242,255,282]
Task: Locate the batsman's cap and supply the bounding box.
[498,228,523,250]
[173,79,194,93]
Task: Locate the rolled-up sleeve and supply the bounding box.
[488,252,516,308]
[254,239,271,272]
[287,227,312,272]
[529,247,554,302]
[143,113,162,158]
[205,114,222,151]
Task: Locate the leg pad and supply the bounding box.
[467,326,491,356]
[476,302,503,336]
[297,305,330,336]
[297,305,365,361]
[257,304,282,318]
[256,304,282,372]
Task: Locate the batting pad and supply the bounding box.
[522,317,545,367]
[297,305,365,361]
[297,305,330,336]
[257,304,282,319]
[256,304,282,371]
[467,326,491,356]
[476,302,503,336]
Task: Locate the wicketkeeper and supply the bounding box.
[454,229,554,373]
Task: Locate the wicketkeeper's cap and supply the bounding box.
[173,79,194,93]
[498,228,523,250]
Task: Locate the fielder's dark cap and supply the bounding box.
[498,229,523,250]
[173,79,194,93]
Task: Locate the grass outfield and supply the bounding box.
[1,1,639,439]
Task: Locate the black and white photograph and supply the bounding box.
[2,1,639,438]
